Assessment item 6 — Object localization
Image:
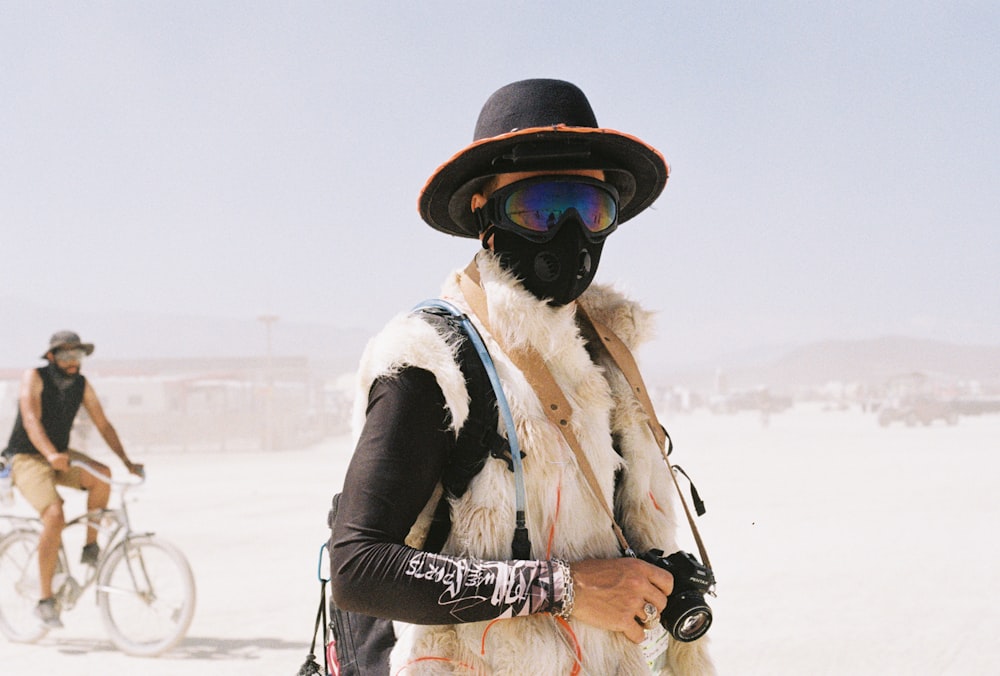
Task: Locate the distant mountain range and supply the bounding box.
[3,299,997,392]
[656,336,1000,393]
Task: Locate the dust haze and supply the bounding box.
[2,3,999,673]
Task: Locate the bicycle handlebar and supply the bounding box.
[70,460,146,487]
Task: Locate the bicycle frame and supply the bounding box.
[0,459,195,656]
[2,463,144,609]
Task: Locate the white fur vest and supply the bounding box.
[351,253,713,675]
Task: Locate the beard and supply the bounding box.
[47,361,80,391]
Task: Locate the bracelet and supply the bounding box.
[550,559,575,619]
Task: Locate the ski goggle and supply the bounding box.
[54,348,86,363]
[475,176,620,243]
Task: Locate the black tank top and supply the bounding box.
[4,364,86,456]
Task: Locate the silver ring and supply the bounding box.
[642,602,659,627]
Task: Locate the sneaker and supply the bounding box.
[81,542,100,566]
[35,597,63,628]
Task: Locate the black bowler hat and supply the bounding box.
[418,78,669,238]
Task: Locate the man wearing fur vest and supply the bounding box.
[329,79,715,675]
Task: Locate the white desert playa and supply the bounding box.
[1,404,998,675]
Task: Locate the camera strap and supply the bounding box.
[460,261,634,556]
[576,305,712,570]
[461,260,710,568]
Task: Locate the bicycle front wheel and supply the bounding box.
[0,530,49,644]
[96,535,196,656]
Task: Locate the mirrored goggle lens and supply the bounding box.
[503,180,618,236]
[54,348,86,363]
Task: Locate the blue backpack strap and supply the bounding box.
[413,299,532,560]
[321,300,535,676]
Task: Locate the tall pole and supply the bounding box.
[258,314,279,450]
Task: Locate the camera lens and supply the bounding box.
[675,608,711,641]
[663,594,712,642]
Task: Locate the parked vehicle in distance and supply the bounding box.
[877,394,959,427]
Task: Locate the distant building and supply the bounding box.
[1,357,353,453]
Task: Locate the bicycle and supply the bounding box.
[0,460,196,656]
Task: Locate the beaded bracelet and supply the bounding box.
[550,559,575,619]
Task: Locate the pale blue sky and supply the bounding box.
[2,1,998,366]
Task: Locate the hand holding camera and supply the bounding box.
[567,556,675,644]
[639,549,716,642]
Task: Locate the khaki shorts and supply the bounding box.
[10,450,94,514]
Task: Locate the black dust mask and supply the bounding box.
[487,217,604,306]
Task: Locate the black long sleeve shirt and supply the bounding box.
[329,367,561,624]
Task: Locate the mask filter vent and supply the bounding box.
[534,252,561,282]
[491,219,605,306]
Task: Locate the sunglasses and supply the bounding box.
[54,348,86,363]
[475,176,620,243]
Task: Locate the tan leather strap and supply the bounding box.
[462,259,712,567]
[461,261,635,555]
[577,306,711,568]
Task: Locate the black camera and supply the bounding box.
[640,549,715,642]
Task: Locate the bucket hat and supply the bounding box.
[418,78,669,238]
[42,331,95,359]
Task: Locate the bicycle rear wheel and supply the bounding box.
[96,535,196,656]
[0,530,49,643]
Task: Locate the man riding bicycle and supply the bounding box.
[1,331,143,628]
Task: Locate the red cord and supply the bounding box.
[394,655,477,675]
[554,615,583,676]
[480,618,505,655]
[546,482,563,558]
